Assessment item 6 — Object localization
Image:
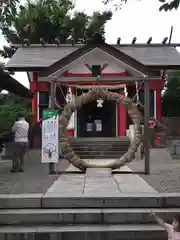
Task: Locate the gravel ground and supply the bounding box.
[128,148,180,193]
[0,148,179,194]
[0,150,69,194]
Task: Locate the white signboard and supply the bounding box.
[41,109,59,163]
[95,120,102,132]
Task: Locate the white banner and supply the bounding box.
[67,112,75,130]
[66,87,75,130]
[41,110,59,163]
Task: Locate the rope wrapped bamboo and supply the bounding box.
[59,88,143,172]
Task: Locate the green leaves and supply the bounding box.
[0,93,31,133]
[102,0,180,11]
[0,0,113,58]
[162,71,180,117]
[159,0,180,11]
[159,3,170,11]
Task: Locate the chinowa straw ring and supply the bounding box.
[59,88,143,172]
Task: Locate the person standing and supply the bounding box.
[11,112,29,172]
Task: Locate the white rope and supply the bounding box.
[52,81,64,109]
[135,82,139,101]
[133,80,144,101]
[52,80,136,109]
[74,84,126,90]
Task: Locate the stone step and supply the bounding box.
[1,193,180,209]
[70,142,130,146]
[72,155,125,159]
[62,154,127,159]
[69,138,130,146]
[71,146,128,150]
[67,137,130,159]
[72,151,126,157]
[0,208,179,225]
[0,224,166,240]
[72,149,127,152]
[41,195,180,208]
[68,137,130,142]
[59,153,127,159]
[70,144,130,149]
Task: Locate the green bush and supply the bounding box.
[0,94,31,133]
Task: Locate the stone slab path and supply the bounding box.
[45,159,157,197]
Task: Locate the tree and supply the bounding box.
[162,71,180,117]
[0,0,112,58]
[103,0,180,11]
[0,93,31,134]
[0,63,31,134]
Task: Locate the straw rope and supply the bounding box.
[59,87,143,172]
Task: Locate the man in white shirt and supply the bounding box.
[11,113,29,172]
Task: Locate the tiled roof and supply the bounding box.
[115,46,180,66]
[6,46,78,69]
[5,44,180,70]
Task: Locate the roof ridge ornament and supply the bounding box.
[162,37,168,44]
[91,32,105,44]
[117,37,121,45]
[147,37,152,44]
[132,37,137,44]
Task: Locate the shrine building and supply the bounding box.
[5,33,180,138]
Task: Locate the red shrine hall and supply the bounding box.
[6,33,180,138]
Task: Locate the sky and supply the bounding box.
[0,0,180,89]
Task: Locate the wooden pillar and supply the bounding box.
[48,81,55,174]
[144,78,150,175]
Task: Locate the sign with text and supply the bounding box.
[41,109,59,163]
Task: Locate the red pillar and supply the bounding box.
[30,72,38,125]
[118,92,126,136]
[156,90,162,122]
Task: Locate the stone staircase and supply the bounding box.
[0,193,179,239]
[66,137,130,159]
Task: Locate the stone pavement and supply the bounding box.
[0,148,179,194]
[45,159,157,197]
